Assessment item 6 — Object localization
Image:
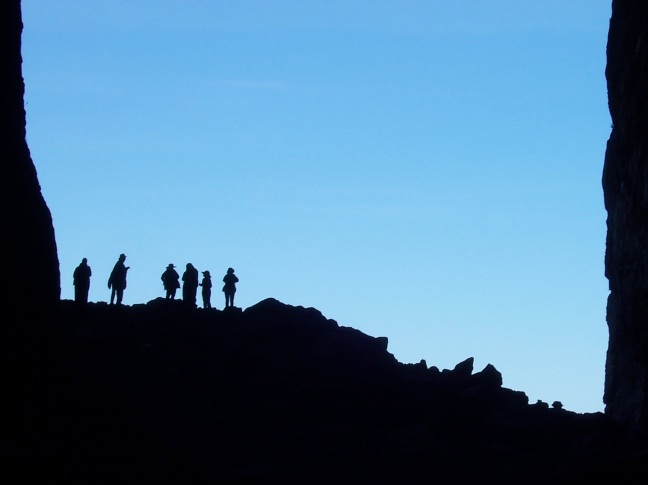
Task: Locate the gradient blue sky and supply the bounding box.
[21,1,612,413]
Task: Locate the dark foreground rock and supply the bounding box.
[2,0,60,312]
[2,298,646,482]
[603,0,648,437]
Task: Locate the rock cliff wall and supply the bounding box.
[603,0,648,435]
[1,0,60,314]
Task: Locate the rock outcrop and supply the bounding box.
[4,298,632,481]
[603,0,648,436]
[1,0,60,315]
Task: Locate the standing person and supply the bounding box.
[161,264,180,299]
[222,267,239,308]
[108,253,129,305]
[182,263,199,307]
[73,257,92,304]
[199,270,212,309]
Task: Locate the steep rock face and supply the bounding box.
[1,0,60,313]
[603,0,648,435]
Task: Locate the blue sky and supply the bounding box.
[21,1,612,413]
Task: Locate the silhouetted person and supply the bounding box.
[182,263,199,307]
[73,257,92,304]
[222,267,239,308]
[200,270,212,309]
[161,263,180,299]
[108,253,129,305]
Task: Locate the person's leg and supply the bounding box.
[116,289,123,305]
[110,288,116,304]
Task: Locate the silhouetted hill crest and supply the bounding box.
[5,296,634,481]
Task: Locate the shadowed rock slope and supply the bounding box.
[3,298,645,482]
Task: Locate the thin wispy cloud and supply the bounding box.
[220,79,306,91]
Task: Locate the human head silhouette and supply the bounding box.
[227,267,234,274]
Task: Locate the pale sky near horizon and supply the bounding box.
[22,1,612,413]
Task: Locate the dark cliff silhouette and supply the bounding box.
[603,0,648,437]
[2,0,59,315]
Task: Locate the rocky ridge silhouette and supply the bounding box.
[3,298,644,482]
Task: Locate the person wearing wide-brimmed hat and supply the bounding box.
[161,263,180,300]
[199,270,213,309]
